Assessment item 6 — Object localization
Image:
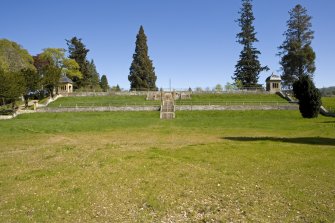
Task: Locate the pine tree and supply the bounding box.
[66,37,90,88]
[279,4,315,88]
[100,75,109,92]
[293,75,321,118]
[87,60,100,90]
[233,0,268,88]
[128,26,157,91]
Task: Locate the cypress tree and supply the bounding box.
[279,4,315,88]
[128,26,157,91]
[293,75,321,118]
[233,0,268,88]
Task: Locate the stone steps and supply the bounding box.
[160,94,175,119]
[160,112,175,119]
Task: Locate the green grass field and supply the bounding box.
[322,97,335,112]
[177,93,287,105]
[0,110,334,222]
[48,93,287,107]
[47,95,161,107]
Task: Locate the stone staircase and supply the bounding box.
[279,91,335,117]
[277,91,298,103]
[160,93,175,119]
[320,105,335,117]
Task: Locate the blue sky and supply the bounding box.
[1,0,334,89]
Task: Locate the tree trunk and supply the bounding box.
[11,100,16,111]
[24,95,29,108]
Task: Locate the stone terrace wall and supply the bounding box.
[176,104,298,111]
[67,91,149,97]
[37,104,297,113]
[38,106,160,113]
[65,90,272,97]
[0,114,16,120]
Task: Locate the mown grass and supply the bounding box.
[322,97,335,112]
[0,110,334,222]
[47,95,161,107]
[177,93,287,105]
[48,93,287,107]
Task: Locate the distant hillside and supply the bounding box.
[319,86,335,96]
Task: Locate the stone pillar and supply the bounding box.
[33,100,38,111]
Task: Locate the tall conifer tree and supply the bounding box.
[100,75,109,92]
[66,37,90,88]
[128,26,157,91]
[233,0,268,88]
[87,59,100,90]
[278,4,315,88]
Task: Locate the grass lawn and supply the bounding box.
[0,110,334,222]
[177,93,287,105]
[48,93,287,108]
[47,95,161,107]
[322,97,335,112]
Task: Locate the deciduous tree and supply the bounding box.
[21,68,40,108]
[39,48,82,97]
[111,84,121,92]
[0,39,35,73]
[0,39,36,108]
[214,84,223,92]
[0,69,25,109]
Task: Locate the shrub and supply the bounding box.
[293,75,321,118]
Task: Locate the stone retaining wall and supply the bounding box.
[0,108,36,120]
[176,104,298,111]
[66,90,271,97]
[67,91,149,97]
[37,106,161,113]
[37,104,298,113]
[1,104,299,119]
[0,114,16,120]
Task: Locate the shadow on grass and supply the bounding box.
[224,137,335,146]
[319,121,335,124]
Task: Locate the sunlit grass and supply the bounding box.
[47,93,288,108]
[0,110,334,222]
[322,97,335,112]
[47,95,160,107]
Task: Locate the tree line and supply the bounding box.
[0,37,113,109]
[1,0,322,118]
[129,1,321,117]
[232,0,320,118]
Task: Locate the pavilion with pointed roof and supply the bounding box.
[266,73,281,93]
[58,75,73,93]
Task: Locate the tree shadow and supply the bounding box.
[224,137,335,146]
[319,121,335,124]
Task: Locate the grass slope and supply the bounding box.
[177,93,287,105]
[48,93,287,107]
[0,111,334,222]
[322,97,335,112]
[47,95,160,107]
